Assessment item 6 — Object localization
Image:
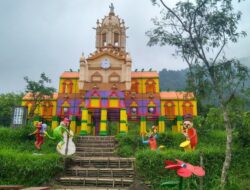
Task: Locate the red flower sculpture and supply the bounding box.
[165,159,205,178]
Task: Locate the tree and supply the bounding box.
[0,93,23,126]
[147,0,249,189]
[24,73,56,119]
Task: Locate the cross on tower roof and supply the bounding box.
[109,3,114,15]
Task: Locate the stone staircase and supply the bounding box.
[58,136,135,189]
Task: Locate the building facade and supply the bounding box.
[22,6,197,135]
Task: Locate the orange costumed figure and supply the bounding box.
[142,126,158,150]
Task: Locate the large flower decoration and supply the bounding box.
[165,159,205,178]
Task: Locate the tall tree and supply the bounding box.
[147,0,249,189]
[24,73,56,119]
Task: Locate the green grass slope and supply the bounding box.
[0,126,63,186]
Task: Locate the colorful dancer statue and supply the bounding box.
[29,122,46,150]
[180,119,198,151]
[49,118,76,155]
[142,125,158,150]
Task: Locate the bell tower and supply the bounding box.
[95,3,127,51]
[79,4,131,91]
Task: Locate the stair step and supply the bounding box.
[76,136,116,144]
[77,136,115,141]
[55,186,128,190]
[76,147,115,152]
[66,167,134,178]
[77,139,116,144]
[60,136,135,189]
[69,157,134,168]
[59,177,133,188]
[76,143,115,148]
[75,152,115,157]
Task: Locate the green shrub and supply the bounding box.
[116,145,134,157]
[0,126,64,186]
[226,147,250,190]
[236,112,250,147]
[115,133,142,157]
[0,149,63,186]
[157,132,184,149]
[135,148,224,190]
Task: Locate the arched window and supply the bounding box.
[62,82,66,93]
[129,101,138,115]
[145,79,156,93]
[147,101,156,114]
[164,101,175,119]
[109,72,120,83]
[131,80,139,93]
[62,80,73,94]
[102,33,107,46]
[114,32,119,46]
[182,101,193,116]
[61,101,70,116]
[42,102,53,116]
[91,72,103,83]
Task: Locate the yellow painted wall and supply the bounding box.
[178,100,197,116]
[160,100,197,116]
[109,99,119,108]
[59,78,79,94]
[22,100,57,120]
[160,100,179,116]
[132,78,160,94]
[90,99,101,108]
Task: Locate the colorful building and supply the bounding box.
[22,6,197,135]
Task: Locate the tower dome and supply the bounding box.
[95,3,127,51]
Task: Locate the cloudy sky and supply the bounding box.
[0,0,249,93]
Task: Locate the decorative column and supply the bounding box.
[51,116,59,129]
[140,116,147,135]
[70,116,76,134]
[87,112,92,135]
[119,108,128,134]
[99,109,107,136]
[80,108,88,135]
[173,116,183,133]
[158,116,166,133]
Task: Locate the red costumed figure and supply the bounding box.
[30,122,44,150]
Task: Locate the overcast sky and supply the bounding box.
[0,0,249,93]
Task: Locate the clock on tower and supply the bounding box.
[101,59,111,69]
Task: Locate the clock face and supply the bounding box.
[101,59,111,69]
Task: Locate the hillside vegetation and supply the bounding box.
[159,57,250,91]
